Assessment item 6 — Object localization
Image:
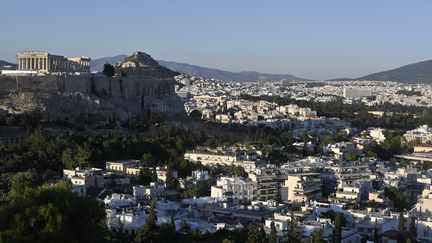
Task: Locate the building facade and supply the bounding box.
[17,51,91,73]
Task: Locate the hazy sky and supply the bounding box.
[1,0,432,80]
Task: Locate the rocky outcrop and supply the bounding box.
[0,52,185,121]
[116,51,179,78]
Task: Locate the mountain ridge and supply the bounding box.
[356,59,432,83]
[89,55,309,82]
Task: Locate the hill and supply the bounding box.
[357,59,432,83]
[0,60,17,70]
[157,60,308,82]
[90,55,127,72]
[90,55,308,81]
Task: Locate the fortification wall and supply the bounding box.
[0,74,175,99]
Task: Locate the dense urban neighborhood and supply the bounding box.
[2,50,432,243]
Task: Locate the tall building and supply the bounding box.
[281,173,322,203]
[211,176,257,204]
[249,168,279,201]
[17,51,91,73]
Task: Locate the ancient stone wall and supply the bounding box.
[0,74,175,99]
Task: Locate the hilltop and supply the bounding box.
[357,59,432,83]
[91,55,308,81]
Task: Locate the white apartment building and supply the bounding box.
[404,125,432,144]
[211,177,257,204]
[63,167,104,195]
[185,152,236,167]
[333,179,372,203]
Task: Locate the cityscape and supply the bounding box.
[1,1,432,243]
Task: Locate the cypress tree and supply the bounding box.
[269,222,277,243]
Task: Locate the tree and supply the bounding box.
[138,167,152,186]
[141,153,156,167]
[135,201,158,242]
[409,216,417,240]
[165,169,179,189]
[269,221,277,243]
[247,225,266,243]
[180,220,190,232]
[170,213,175,230]
[103,63,115,77]
[287,212,302,243]
[189,109,202,120]
[312,228,324,243]
[397,212,407,242]
[384,187,408,212]
[373,225,379,243]
[0,183,108,242]
[332,213,342,243]
[233,166,248,178]
[258,226,267,243]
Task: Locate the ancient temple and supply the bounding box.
[17,51,90,73]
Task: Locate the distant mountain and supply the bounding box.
[91,56,309,81]
[357,59,432,83]
[157,60,308,82]
[0,60,17,70]
[90,55,127,72]
[326,78,354,81]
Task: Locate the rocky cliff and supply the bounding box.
[0,52,185,121]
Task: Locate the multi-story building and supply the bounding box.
[249,168,279,201]
[184,152,236,167]
[106,159,141,174]
[211,177,257,204]
[404,125,432,144]
[281,173,322,203]
[332,179,372,203]
[63,167,104,195]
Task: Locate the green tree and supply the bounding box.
[332,213,342,243]
[180,220,190,232]
[189,109,202,120]
[385,187,408,212]
[397,212,407,242]
[247,225,262,243]
[233,166,248,178]
[373,225,379,243]
[103,63,115,77]
[138,167,152,186]
[287,212,302,243]
[269,221,277,243]
[165,169,179,189]
[135,201,158,242]
[312,228,324,243]
[170,213,175,230]
[141,153,156,167]
[409,216,417,240]
[0,183,108,242]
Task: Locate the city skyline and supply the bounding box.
[1,0,432,80]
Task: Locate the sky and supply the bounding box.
[1,0,432,80]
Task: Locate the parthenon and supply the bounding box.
[17,51,91,73]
